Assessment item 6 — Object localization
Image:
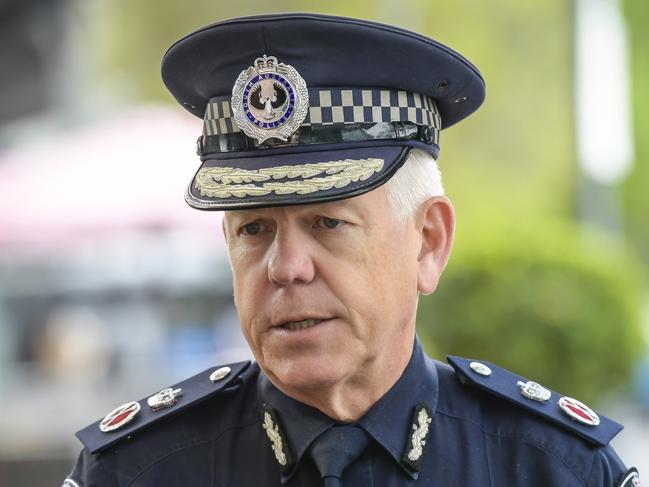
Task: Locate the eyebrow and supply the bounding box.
[306,199,365,216]
[225,198,366,224]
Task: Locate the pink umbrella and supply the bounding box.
[0,106,224,249]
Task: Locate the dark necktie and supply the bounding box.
[309,425,370,487]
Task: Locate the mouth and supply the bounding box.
[280,318,324,331]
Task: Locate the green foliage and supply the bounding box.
[621,0,649,265]
[417,219,646,405]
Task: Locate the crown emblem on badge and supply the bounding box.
[254,55,278,71]
[231,54,309,144]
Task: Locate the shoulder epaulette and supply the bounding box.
[76,360,252,454]
[446,356,622,447]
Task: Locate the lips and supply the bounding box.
[282,319,323,330]
[271,315,332,331]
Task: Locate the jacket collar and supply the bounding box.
[258,337,439,483]
[358,338,439,478]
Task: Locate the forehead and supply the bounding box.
[224,185,389,222]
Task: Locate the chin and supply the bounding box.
[265,353,350,392]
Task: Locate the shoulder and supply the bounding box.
[64,360,262,486]
[432,355,635,486]
[439,355,622,446]
[76,360,259,455]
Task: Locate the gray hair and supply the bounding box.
[385,148,445,223]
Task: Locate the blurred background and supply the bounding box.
[0,0,647,484]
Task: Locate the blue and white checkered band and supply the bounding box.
[206,87,441,145]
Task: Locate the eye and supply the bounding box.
[241,222,264,235]
[316,217,343,229]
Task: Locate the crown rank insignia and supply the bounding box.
[231,54,309,144]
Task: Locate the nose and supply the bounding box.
[267,228,316,286]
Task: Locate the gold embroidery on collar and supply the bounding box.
[262,411,288,466]
[194,158,384,198]
[407,408,432,462]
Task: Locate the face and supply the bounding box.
[222,186,426,393]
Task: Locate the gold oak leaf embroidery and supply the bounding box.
[407,408,432,462]
[194,158,384,198]
[262,411,287,466]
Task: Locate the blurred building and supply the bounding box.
[0,2,249,484]
[0,0,66,126]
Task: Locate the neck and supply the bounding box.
[272,330,416,422]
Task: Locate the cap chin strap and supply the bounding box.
[197,121,438,156]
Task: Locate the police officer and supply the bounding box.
[63,13,640,487]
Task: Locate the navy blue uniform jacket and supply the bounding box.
[66,340,632,486]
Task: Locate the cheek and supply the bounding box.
[230,243,266,291]
[330,242,395,324]
[368,231,420,314]
[233,280,268,360]
[229,249,265,340]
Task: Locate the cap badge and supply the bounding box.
[147,387,183,412]
[231,54,309,144]
[99,401,141,432]
[558,396,600,426]
[516,380,551,403]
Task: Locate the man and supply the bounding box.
[64,13,640,487]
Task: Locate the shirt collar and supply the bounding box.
[258,336,439,482]
[259,371,334,483]
[358,337,439,478]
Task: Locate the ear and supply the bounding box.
[416,196,455,295]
